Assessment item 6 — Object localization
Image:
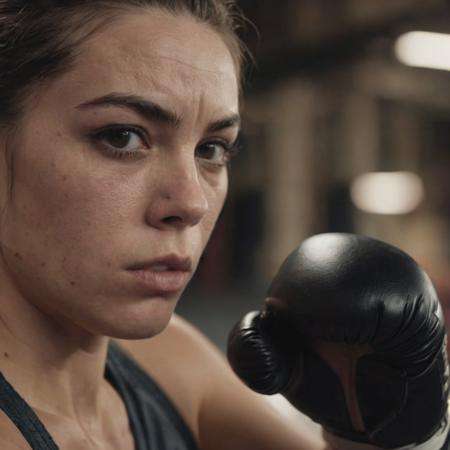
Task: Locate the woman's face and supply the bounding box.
[0,9,239,339]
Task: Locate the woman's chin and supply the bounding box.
[90,295,179,340]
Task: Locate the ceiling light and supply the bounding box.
[395,31,450,71]
[350,171,424,215]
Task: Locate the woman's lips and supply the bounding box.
[127,268,191,294]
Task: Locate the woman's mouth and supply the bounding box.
[128,267,191,294]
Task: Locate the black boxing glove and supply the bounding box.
[227,233,449,449]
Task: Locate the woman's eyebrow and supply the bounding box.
[207,115,241,133]
[76,92,240,132]
[77,93,181,127]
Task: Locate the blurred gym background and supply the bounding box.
[177,0,450,353]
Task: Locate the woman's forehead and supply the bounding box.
[50,9,239,118]
[93,11,234,70]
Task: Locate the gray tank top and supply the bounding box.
[0,340,199,450]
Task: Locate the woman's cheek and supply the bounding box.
[200,171,228,240]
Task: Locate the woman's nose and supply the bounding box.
[145,159,209,230]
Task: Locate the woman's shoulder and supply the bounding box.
[113,313,225,378]
[113,314,227,442]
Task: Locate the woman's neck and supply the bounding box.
[0,273,110,421]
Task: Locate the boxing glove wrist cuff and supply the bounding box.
[324,409,450,450]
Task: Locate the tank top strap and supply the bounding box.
[0,371,59,449]
[106,341,198,450]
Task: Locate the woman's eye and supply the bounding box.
[196,141,238,167]
[90,126,148,159]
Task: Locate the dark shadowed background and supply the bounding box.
[177,0,450,356]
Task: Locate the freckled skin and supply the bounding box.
[0,9,239,341]
[0,11,239,446]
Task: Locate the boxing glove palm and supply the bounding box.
[227,233,449,448]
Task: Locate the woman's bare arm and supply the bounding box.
[117,314,331,450]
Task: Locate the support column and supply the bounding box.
[261,79,318,278]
